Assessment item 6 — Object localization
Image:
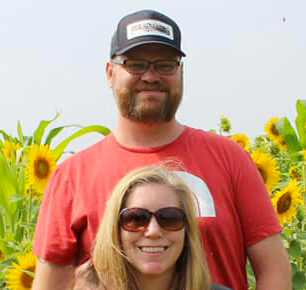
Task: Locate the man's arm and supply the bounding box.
[31,258,76,290]
[247,233,291,290]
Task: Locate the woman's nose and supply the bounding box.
[143,216,163,238]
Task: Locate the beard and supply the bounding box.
[113,78,183,124]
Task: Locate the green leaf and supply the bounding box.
[295,99,306,148]
[44,127,65,145]
[0,130,10,141]
[275,117,301,152]
[288,240,301,258]
[33,112,60,145]
[0,155,19,236]
[17,121,23,145]
[293,271,306,289]
[282,227,292,239]
[52,125,110,160]
[296,233,306,240]
[22,269,35,278]
[9,194,25,203]
[26,136,33,146]
[291,263,298,276]
[246,259,255,288]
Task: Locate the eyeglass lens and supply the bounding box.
[125,60,179,75]
[119,207,185,232]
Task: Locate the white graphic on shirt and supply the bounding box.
[174,171,216,218]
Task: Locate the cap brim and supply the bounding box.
[113,40,186,57]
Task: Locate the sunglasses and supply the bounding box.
[119,207,186,232]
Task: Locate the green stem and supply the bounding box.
[303,162,306,193]
[27,187,33,241]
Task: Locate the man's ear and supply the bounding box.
[106,61,113,88]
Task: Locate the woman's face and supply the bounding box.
[120,183,185,280]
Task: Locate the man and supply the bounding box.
[32,9,291,290]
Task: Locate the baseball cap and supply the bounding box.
[110,9,186,58]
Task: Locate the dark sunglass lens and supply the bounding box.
[156,208,185,231]
[121,208,151,232]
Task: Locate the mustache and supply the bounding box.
[134,83,167,91]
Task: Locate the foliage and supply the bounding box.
[223,99,306,290]
[0,114,110,289]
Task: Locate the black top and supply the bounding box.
[211,283,232,290]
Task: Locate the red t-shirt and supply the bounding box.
[33,127,281,290]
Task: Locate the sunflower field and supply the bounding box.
[0,114,110,290]
[219,100,306,290]
[0,100,306,290]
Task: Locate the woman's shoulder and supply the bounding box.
[211,283,232,290]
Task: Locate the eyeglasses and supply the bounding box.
[119,207,186,232]
[111,59,181,75]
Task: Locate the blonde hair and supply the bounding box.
[91,165,211,290]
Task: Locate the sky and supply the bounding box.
[1,0,306,152]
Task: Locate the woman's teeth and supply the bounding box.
[140,247,167,253]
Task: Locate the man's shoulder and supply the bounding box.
[58,134,114,167]
[185,126,237,146]
[185,126,249,162]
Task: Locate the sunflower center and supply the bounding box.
[0,249,4,261]
[34,158,50,178]
[258,167,267,183]
[271,124,280,137]
[277,192,292,214]
[279,139,286,146]
[21,266,35,288]
[237,140,246,147]
[290,168,300,179]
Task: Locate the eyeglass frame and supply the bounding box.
[111,58,182,75]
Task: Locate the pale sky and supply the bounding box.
[1,0,306,152]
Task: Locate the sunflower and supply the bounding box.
[264,117,281,143]
[275,137,287,151]
[230,133,250,151]
[6,252,37,290]
[24,183,41,199]
[289,166,302,181]
[264,117,288,150]
[272,180,304,225]
[250,151,280,192]
[302,149,306,160]
[26,144,56,193]
[2,140,21,162]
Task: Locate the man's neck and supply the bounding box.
[113,116,185,148]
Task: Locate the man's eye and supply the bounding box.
[158,64,172,69]
[157,62,175,71]
[127,62,146,70]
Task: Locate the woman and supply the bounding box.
[74,166,231,290]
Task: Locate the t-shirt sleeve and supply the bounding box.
[232,148,282,247]
[32,164,77,264]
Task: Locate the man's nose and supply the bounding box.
[140,64,161,83]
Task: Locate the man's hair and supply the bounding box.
[87,164,211,290]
